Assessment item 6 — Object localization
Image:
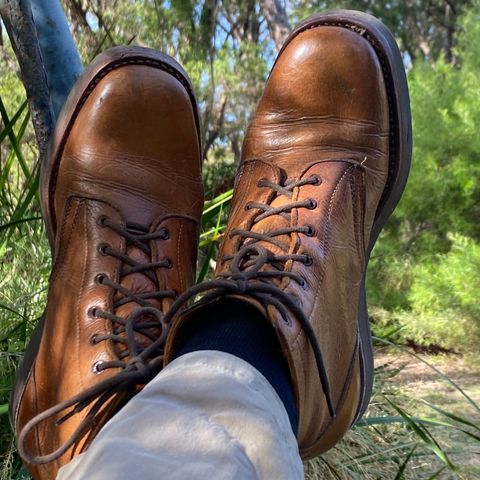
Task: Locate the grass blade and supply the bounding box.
[421,399,480,432]
[357,415,470,429]
[384,395,458,473]
[0,319,30,344]
[426,466,447,480]
[0,98,32,185]
[0,302,27,321]
[198,193,227,280]
[3,168,40,242]
[0,99,27,144]
[393,445,417,480]
[197,241,216,283]
[0,216,42,232]
[347,441,418,466]
[201,188,233,225]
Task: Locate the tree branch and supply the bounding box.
[261,0,291,51]
[0,0,55,156]
[30,0,83,116]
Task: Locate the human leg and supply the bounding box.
[11,9,412,479]
[57,351,303,480]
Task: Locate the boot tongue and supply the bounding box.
[250,195,293,257]
[113,243,163,355]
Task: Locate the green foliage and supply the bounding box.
[405,234,480,350]
[367,1,480,352]
[293,0,472,64]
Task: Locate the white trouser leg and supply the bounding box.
[57,351,304,480]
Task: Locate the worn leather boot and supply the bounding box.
[164,11,411,459]
[10,46,203,479]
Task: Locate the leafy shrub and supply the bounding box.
[404,234,480,350]
[367,2,480,352]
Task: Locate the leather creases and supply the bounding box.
[18,219,176,465]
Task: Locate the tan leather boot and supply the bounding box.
[164,11,411,459]
[10,46,203,479]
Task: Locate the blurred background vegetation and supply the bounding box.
[0,0,479,478]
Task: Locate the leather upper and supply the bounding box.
[164,24,391,459]
[14,49,203,479]
[53,66,203,230]
[225,26,390,457]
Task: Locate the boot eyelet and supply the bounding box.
[97,243,110,255]
[282,316,292,326]
[92,360,105,374]
[165,258,173,269]
[95,273,108,285]
[311,175,322,185]
[306,199,317,210]
[97,215,109,226]
[299,278,309,290]
[304,254,313,266]
[160,228,170,240]
[257,178,267,187]
[88,306,99,318]
[244,202,252,211]
[89,334,98,345]
[305,225,315,237]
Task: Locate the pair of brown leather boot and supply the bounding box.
[11,10,411,480]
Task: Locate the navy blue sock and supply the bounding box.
[173,299,299,435]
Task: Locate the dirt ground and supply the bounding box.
[375,350,480,479]
[375,350,480,405]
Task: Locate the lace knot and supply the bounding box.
[126,356,150,376]
[229,273,248,293]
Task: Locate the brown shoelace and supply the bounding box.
[90,218,176,370]
[19,175,335,465]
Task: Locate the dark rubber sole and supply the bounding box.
[9,46,201,432]
[278,10,412,424]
